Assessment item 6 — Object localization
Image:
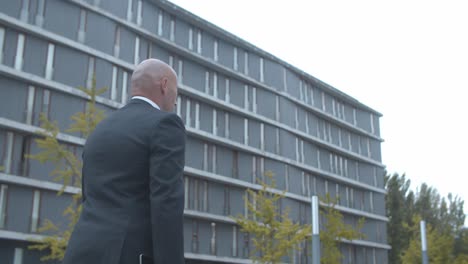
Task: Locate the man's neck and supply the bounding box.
[131,96,160,110]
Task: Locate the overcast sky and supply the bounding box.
[168,0,468,218]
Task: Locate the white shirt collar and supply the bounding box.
[131,96,160,110]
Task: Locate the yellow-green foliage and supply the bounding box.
[320,194,365,264]
[234,171,311,264]
[402,215,461,264]
[27,78,106,261]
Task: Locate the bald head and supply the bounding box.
[131,59,178,112]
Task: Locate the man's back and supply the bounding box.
[63,99,186,264]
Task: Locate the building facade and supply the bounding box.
[0,0,389,263]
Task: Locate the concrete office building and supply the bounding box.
[0,0,389,263]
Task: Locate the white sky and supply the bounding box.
[168,0,468,218]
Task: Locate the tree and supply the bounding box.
[27,79,106,261]
[386,173,468,263]
[234,171,311,264]
[320,194,365,264]
[401,215,455,264]
[385,173,414,264]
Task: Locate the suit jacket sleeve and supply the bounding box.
[149,113,186,264]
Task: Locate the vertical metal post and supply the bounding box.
[420,220,429,264]
[311,196,320,264]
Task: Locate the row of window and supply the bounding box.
[1,0,381,137]
[0,57,382,189]
[0,183,71,234]
[183,168,385,218]
[180,97,384,188]
[0,127,384,218]
[0,24,381,163]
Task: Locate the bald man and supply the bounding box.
[63,59,186,264]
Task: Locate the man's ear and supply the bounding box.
[160,77,168,95]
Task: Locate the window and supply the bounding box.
[344,159,348,177]
[45,43,55,80]
[244,52,249,75]
[213,72,218,98]
[321,92,326,111]
[188,27,193,50]
[251,156,257,184]
[86,57,95,89]
[259,57,264,82]
[20,0,30,22]
[370,192,374,212]
[3,132,14,174]
[295,138,299,162]
[0,184,8,228]
[338,128,342,147]
[260,123,265,151]
[191,220,199,253]
[195,102,200,129]
[284,164,290,191]
[282,68,287,92]
[367,138,372,158]
[243,85,249,110]
[370,113,375,134]
[177,60,183,83]
[275,128,280,154]
[212,109,217,135]
[196,29,202,54]
[15,34,25,71]
[275,95,280,121]
[41,89,51,120]
[168,55,174,68]
[169,16,175,41]
[358,136,362,155]
[203,144,208,171]
[114,26,121,57]
[111,66,118,100]
[126,0,133,21]
[242,233,250,257]
[252,87,257,113]
[211,146,217,173]
[353,108,357,125]
[225,78,230,103]
[157,10,163,36]
[244,118,249,145]
[136,0,143,26]
[134,37,140,65]
[233,47,238,70]
[331,99,336,116]
[25,86,35,125]
[31,190,41,232]
[122,71,129,104]
[317,149,322,170]
[184,176,189,209]
[0,27,5,63]
[78,9,87,43]
[35,0,46,27]
[303,81,308,103]
[301,172,306,196]
[204,71,210,94]
[210,222,217,255]
[223,186,230,215]
[176,96,181,116]
[295,108,299,129]
[232,226,238,257]
[213,39,218,61]
[224,112,229,138]
[14,248,23,264]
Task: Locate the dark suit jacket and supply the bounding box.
[63,99,186,264]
